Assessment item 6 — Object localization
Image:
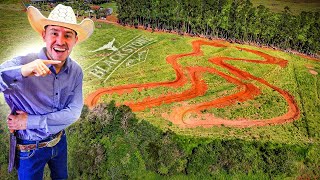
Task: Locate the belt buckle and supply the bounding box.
[46,135,61,147]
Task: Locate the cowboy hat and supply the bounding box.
[27,4,94,43]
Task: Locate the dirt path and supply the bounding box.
[85,39,301,128]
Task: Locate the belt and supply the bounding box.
[16,131,63,152]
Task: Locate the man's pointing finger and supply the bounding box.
[42,60,61,65]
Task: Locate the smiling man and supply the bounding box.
[42,25,78,73]
[0,4,94,179]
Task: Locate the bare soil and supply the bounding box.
[85,39,301,128]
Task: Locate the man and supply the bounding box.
[0,4,94,179]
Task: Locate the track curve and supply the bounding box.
[85,39,300,128]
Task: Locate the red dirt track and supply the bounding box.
[85,40,301,128]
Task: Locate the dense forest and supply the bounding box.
[116,0,320,56]
[67,102,320,179]
[1,102,319,179]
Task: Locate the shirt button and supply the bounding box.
[55,77,58,79]
[56,93,58,95]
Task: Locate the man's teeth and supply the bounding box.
[54,47,66,52]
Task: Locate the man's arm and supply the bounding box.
[8,72,84,134]
[21,59,60,77]
[3,57,83,134]
[0,58,60,92]
[28,75,83,134]
[0,57,23,92]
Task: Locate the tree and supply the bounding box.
[115,0,320,56]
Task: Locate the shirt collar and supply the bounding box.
[38,47,70,74]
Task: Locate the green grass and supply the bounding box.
[251,0,320,15]
[0,3,319,147]
[100,2,118,15]
[0,0,20,4]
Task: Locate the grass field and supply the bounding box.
[0,2,319,148]
[0,2,320,179]
[81,25,319,146]
[251,0,320,15]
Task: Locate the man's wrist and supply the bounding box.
[1,66,24,83]
[27,114,42,129]
[21,65,30,77]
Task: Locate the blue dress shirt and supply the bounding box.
[0,48,83,140]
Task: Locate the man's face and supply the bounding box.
[42,25,78,62]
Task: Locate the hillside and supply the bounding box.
[0,2,319,179]
[78,22,320,146]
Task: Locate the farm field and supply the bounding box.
[0,2,320,179]
[82,24,319,145]
[251,0,320,15]
[0,3,319,146]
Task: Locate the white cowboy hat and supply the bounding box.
[27,4,94,43]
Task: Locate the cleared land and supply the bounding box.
[0,4,319,146]
[80,21,320,145]
[86,39,301,128]
[251,0,320,15]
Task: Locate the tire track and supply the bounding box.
[85,39,300,128]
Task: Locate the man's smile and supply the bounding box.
[53,47,68,52]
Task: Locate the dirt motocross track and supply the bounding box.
[85,39,301,128]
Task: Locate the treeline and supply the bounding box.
[116,0,320,56]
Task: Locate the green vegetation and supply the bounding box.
[116,0,320,55]
[0,0,20,4]
[100,2,117,14]
[1,1,318,144]
[65,102,320,179]
[251,0,320,15]
[1,101,319,179]
[0,2,319,179]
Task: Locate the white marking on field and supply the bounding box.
[84,35,141,71]
[85,35,157,82]
[103,41,155,83]
[90,38,118,52]
[126,48,149,67]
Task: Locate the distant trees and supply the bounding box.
[116,0,320,56]
[87,0,111,4]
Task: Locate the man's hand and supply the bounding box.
[7,111,28,131]
[21,59,61,77]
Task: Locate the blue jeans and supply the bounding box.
[16,131,68,180]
